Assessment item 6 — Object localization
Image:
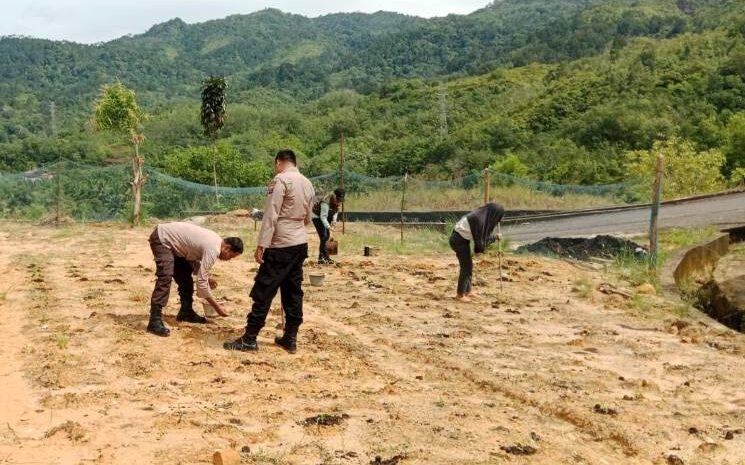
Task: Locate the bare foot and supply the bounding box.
[456,295,472,303]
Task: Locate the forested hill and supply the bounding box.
[0,0,707,107]
[2,0,745,193]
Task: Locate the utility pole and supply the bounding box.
[437,88,448,141]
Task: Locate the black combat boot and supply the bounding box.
[223,328,259,351]
[147,304,170,337]
[275,326,298,354]
[176,298,207,324]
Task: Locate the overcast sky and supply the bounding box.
[1,0,488,44]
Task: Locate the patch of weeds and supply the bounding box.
[128,288,150,303]
[572,276,593,299]
[115,327,136,343]
[0,286,10,303]
[338,224,450,256]
[299,413,349,427]
[316,448,336,465]
[369,444,412,465]
[45,420,87,443]
[82,289,102,301]
[434,399,446,408]
[731,243,745,257]
[615,252,659,288]
[660,226,718,251]
[672,303,691,318]
[49,226,82,239]
[54,333,70,350]
[630,294,651,312]
[244,448,289,465]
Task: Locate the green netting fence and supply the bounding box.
[0,161,638,222]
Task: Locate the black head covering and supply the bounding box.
[466,202,504,254]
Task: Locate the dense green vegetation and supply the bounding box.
[2,0,745,198]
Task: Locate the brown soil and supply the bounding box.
[1,221,745,464]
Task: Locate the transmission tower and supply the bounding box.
[437,88,448,140]
[50,101,57,137]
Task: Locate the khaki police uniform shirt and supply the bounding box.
[257,166,315,249]
[157,222,221,300]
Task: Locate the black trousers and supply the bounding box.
[449,231,473,296]
[312,218,330,260]
[246,243,308,333]
[149,228,193,308]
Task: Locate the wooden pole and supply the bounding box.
[130,134,148,227]
[340,132,346,235]
[132,143,142,226]
[483,168,491,204]
[400,173,408,244]
[212,151,220,207]
[497,222,504,292]
[649,155,664,270]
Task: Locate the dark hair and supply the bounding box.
[334,187,346,199]
[223,237,244,254]
[275,149,297,165]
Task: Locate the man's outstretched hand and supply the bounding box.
[213,305,229,317]
[206,297,228,317]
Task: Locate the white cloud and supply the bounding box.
[0,0,487,43]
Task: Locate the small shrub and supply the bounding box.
[572,276,593,298]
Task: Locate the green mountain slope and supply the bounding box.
[0,0,700,107]
[1,0,745,191]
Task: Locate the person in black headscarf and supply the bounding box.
[449,202,505,302]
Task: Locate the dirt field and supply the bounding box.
[2,219,745,465]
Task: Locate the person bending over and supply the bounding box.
[449,203,504,302]
[312,188,344,264]
[147,221,243,337]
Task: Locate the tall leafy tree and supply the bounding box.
[92,82,148,225]
[200,76,227,204]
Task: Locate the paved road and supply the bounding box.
[503,191,745,243]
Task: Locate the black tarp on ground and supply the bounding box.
[516,235,647,261]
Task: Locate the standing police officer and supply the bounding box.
[224,149,315,353]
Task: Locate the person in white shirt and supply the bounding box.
[311,188,345,264]
[449,203,504,302]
